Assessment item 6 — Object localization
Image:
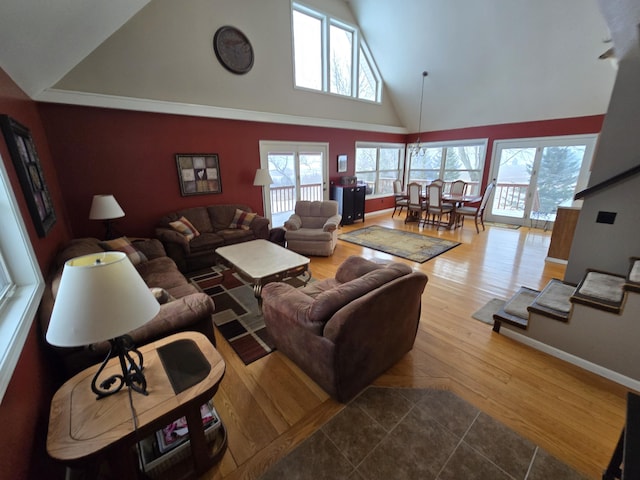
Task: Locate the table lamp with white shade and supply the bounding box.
[46,251,160,399]
[89,194,125,240]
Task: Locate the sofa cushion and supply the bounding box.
[285,229,333,241]
[169,216,200,240]
[189,232,225,253]
[177,207,214,234]
[335,256,387,283]
[216,228,256,245]
[229,208,257,230]
[208,204,254,232]
[99,236,148,265]
[308,266,409,324]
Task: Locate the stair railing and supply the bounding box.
[574,163,640,200]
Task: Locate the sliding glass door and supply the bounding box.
[258,141,329,227]
[487,135,596,227]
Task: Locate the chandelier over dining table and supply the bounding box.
[409,71,429,157]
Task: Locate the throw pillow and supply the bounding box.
[99,236,148,266]
[149,287,175,305]
[229,209,256,230]
[169,216,200,241]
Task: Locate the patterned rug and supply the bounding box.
[338,226,460,263]
[189,266,306,365]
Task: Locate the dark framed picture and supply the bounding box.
[337,154,348,173]
[176,153,222,196]
[0,115,56,237]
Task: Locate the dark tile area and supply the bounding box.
[417,388,480,436]
[259,430,353,480]
[356,407,460,480]
[350,386,414,431]
[438,441,514,480]
[321,403,387,464]
[464,412,537,479]
[258,387,588,480]
[528,448,590,480]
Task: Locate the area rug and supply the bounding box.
[471,298,505,325]
[189,266,307,365]
[338,226,460,263]
[259,386,588,480]
[485,221,521,230]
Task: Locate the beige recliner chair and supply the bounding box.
[284,200,342,256]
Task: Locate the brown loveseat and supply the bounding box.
[261,256,428,402]
[155,204,270,273]
[39,237,216,379]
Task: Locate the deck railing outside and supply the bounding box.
[269,181,535,219]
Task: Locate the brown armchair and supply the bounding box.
[261,256,428,402]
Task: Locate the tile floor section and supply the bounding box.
[259,387,590,480]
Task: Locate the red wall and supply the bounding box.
[37,104,405,238]
[0,69,70,480]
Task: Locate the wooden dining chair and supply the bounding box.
[456,180,496,233]
[405,182,427,224]
[392,180,408,218]
[450,180,467,195]
[426,184,454,229]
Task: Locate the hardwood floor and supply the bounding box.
[201,212,629,480]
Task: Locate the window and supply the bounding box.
[292,3,382,102]
[355,143,405,196]
[0,154,44,402]
[406,139,488,195]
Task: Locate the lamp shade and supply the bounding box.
[46,252,160,347]
[253,168,273,186]
[89,194,125,220]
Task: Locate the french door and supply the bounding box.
[258,141,329,227]
[486,135,597,227]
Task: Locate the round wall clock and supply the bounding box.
[213,26,254,74]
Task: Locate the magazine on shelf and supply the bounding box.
[155,402,220,455]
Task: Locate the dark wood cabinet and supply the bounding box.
[331,184,365,225]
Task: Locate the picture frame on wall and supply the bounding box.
[176,153,222,196]
[337,154,348,173]
[0,115,56,237]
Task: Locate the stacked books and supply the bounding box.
[156,402,219,454]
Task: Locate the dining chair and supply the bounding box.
[456,180,496,233]
[405,182,427,224]
[392,180,408,218]
[450,180,467,196]
[426,184,454,229]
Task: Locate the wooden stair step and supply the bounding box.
[626,257,640,294]
[492,286,540,331]
[571,269,626,314]
[527,279,575,322]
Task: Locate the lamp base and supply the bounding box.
[91,335,148,399]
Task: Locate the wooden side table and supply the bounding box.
[47,332,226,479]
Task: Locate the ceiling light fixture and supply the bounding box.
[410,71,429,157]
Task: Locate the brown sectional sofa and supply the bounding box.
[261,256,428,402]
[39,237,216,379]
[155,204,270,273]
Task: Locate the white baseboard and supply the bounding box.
[500,329,640,391]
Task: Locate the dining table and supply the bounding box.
[441,193,482,229]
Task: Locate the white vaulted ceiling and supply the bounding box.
[0,0,620,133]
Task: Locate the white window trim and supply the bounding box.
[355,141,405,199]
[406,138,488,190]
[292,1,382,103]
[0,153,44,403]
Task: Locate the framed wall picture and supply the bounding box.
[0,115,56,237]
[337,154,348,173]
[176,153,222,196]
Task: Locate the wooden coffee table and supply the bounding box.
[215,239,311,302]
[47,332,226,479]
